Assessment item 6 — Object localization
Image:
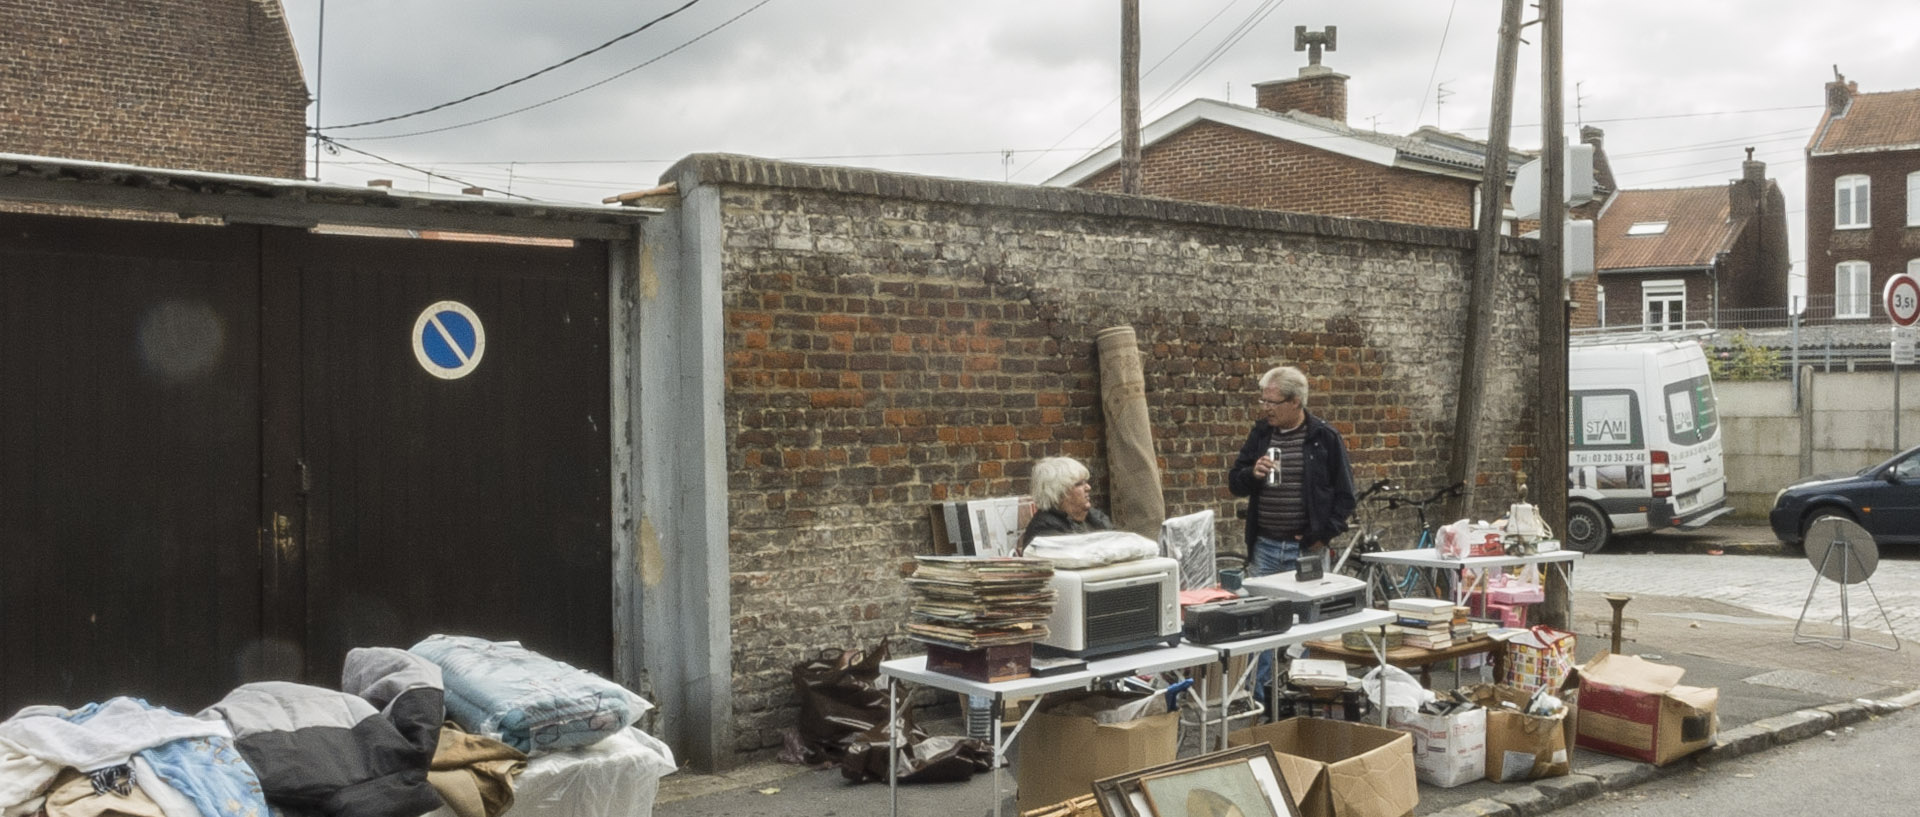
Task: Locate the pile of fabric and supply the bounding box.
[0,636,674,817]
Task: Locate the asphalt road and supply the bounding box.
[1565,705,1918,816]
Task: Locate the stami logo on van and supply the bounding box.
[1577,393,1634,446]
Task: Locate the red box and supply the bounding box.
[924,642,1032,683]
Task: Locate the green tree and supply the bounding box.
[1709,332,1783,381]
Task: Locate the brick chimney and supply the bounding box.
[1253,26,1347,123]
[1825,67,1857,118]
[1729,147,1767,220]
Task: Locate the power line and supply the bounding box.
[318,137,539,200]
[1412,0,1459,128]
[329,0,776,142]
[324,0,707,130]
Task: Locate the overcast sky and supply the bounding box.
[281,0,1919,290]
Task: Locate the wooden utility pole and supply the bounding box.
[1538,0,1572,630]
[1121,0,1142,194]
[1447,0,1524,520]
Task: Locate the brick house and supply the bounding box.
[0,0,309,178]
[1045,53,1534,229]
[1578,152,1790,330]
[1804,71,1920,322]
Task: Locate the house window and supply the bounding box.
[1835,261,1871,318]
[1908,171,1919,227]
[1626,221,1668,236]
[1642,280,1685,330]
[1835,174,1870,229]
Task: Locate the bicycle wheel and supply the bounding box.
[1397,565,1442,600]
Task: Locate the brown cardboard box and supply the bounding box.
[1566,652,1719,765]
[1228,718,1418,817]
[1014,691,1179,813]
[1462,684,1575,782]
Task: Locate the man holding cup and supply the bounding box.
[1227,365,1357,577]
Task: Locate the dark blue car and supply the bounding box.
[1769,443,1920,547]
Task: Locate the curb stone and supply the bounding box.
[1424,798,1511,817]
[1743,709,1836,744]
[1580,758,1658,790]
[1489,786,1552,816]
[1529,775,1600,806]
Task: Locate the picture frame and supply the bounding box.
[1091,743,1299,817]
[1140,757,1277,817]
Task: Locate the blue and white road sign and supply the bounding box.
[412,301,486,380]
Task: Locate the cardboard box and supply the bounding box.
[1389,705,1487,788]
[1228,718,1418,817]
[1014,691,1178,812]
[1567,652,1719,765]
[925,641,1031,683]
[1463,684,1575,782]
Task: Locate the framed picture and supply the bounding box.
[1091,744,1299,817]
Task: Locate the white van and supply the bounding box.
[1566,335,1731,552]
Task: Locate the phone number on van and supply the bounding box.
[1570,451,1647,466]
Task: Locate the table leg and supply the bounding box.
[888,681,899,817]
[991,691,1004,817]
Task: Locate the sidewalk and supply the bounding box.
[654,526,1920,817]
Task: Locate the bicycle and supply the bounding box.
[1330,479,1397,587]
[1372,481,1466,601]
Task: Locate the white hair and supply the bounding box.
[1030,457,1090,511]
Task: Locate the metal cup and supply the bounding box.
[1266,446,1282,486]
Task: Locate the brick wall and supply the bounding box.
[1594,269,1715,329]
[0,0,308,177]
[1255,74,1347,122]
[665,155,1546,758]
[1077,121,1477,229]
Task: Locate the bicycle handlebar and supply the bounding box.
[1383,481,1465,511]
[1355,479,1396,502]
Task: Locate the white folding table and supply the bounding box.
[878,643,1218,817]
[1358,546,1583,616]
[1191,607,1397,747]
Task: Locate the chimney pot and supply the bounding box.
[367,179,393,188]
[461,186,485,196]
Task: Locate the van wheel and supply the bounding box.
[1565,502,1610,553]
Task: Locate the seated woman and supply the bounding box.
[1018,456,1114,554]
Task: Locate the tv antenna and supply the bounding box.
[1435,81,1455,129]
[1792,516,1900,651]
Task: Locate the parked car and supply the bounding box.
[1769,443,1920,547]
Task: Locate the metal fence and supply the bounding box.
[1582,294,1905,377]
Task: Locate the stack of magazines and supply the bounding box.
[905,556,1057,648]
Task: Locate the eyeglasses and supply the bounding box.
[1258,396,1297,408]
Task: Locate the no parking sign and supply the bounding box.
[413,301,486,380]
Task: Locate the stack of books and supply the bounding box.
[1388,598,1455,650]
[905,556,1057,649]
[1450,605,1475,642]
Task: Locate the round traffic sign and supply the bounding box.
[413,301,486,380]
[1886,273,1920,327]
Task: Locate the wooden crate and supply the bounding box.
[926,641,1032,683]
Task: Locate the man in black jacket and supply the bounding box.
[1227,365,1357,577]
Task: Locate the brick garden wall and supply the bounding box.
[666,155,1544,757]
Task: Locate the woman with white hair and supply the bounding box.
[1018,456,1113,553]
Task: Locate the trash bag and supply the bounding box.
[838,734,993,784]
[782,640,916,766]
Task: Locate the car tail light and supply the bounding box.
[1650,450,1672,498]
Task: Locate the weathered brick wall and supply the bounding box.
[1596,270,1714,329]
[1255,74,1347,122]
[669,155,1543,757]
[1077,121,1476,229]
[0,0,308,177]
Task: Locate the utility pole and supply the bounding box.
[1538,0,1571,630]
[1121,0,1142,194]
[1447,0,1524,521]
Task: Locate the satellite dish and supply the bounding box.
[1803,516,1878,584]
[1794,515,1899,651]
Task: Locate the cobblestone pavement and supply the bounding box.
[1575,548,1920,642]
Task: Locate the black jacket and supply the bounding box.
[1227,413,1356,549]
[1019,507,1114,550]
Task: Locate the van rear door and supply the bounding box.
[1656,353,1727,524]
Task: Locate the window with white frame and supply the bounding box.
[1908,171,1919,226]
[1642,280,1685,330]
[1836,261,1871,318]
[1835,174,1870,229]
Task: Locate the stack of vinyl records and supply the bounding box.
[905,556,1057,648]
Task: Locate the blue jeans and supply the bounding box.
[1250,535,1303,709]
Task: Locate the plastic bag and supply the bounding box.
[1361,664,1433,714]
[1023,530,1160,570]
[783,641,907,766]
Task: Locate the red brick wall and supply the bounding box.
[1077,121,1477,229]
[1805,147,1920,315]
[0,0,308,177]
[1255,74,1347,122]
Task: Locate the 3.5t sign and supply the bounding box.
[1887,273,1920,327]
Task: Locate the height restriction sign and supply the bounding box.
[1887,273,1920,327]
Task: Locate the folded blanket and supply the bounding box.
[409,635,652,756]
[204,681,443,817]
